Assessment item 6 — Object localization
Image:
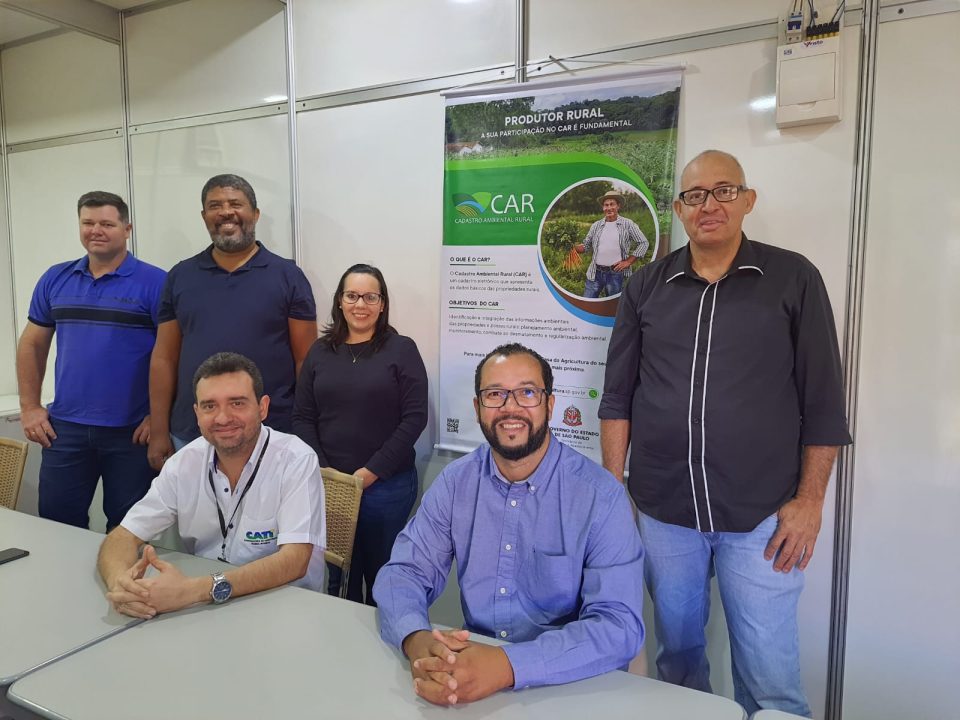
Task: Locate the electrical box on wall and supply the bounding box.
[775,1,844,129]
[776,34,842,128]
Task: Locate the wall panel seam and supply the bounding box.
[0,56,19,373]
[119,10,136,251]
[827,1,881,719]
[284,0,301,265]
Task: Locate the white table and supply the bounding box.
[9,585,746,720]
[750,711,809,719]
[0,507,222,688]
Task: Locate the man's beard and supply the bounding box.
[207,423,260,458]
[210,224,256,253]
[479,414,549,461]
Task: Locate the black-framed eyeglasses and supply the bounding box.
[477,387,548,408]
[341,291,382,305]
[678,184,749,206]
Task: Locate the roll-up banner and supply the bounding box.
[439,69,682,462]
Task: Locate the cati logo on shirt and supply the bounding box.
[244,529,277,545]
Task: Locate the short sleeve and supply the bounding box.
[276,446,326,549]
[27,270,55,327]
[286,266,317,321]
[148,268,167,326]
[120,461,178,541]
[157,269,178,324]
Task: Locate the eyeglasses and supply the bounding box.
[478,387,548,408]
[341,291,382,305]
[677,184,749,206]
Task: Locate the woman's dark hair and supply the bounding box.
[321,263,396,352]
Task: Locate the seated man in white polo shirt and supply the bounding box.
[97,351,326,619]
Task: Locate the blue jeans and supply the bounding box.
[39,418,155,531]
[328,467,418,605]
[639,512,810,717]
[584,266,624,298]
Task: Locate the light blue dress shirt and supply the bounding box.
[373,435,645,689]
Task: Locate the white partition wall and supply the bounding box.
[0,26,126,400]
[842,11,960,720]
[294,0,515,97]
[131,114,293,268]
[0,2,958,718]
[0,126,14,396]
[124,0,286,124]
[0,32,122,143]
[528,0,782,61]
[296,93,444,457]
[122,0,293,269]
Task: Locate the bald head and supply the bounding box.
[673,149,756,253]
[680,150,747,189]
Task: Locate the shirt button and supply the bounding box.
[500,631,508,638]
[500,587,506,594]
[505,544,512,551]
[510,500,517,507]
[223,488,228,493]
[528,485,536,493]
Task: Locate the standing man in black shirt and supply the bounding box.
[599,149,851,717]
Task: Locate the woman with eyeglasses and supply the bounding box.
[293,263,428,604]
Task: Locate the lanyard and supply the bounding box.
[207,430,271,562]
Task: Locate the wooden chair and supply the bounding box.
[320,467,364,599]
[0,437,29,510]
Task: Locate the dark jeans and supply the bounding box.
[39,418,155,531]
[328,467,418,605]
[584,266,625,298]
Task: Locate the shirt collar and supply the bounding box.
[207,424,270,475]
[198,241,269,271]
[483,432,560,495]
[71,251,138,278]
[664,233,763,284]
[729,235,764,275]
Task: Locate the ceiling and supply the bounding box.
[0,7,60,46]
[95,0,165,8]
[0,1,172,48]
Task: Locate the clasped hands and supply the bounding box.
[106,545,206,619]
[403,628,514,706]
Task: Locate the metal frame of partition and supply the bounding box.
[0,1,959,717]
[826,1,879,717]
[0,62,15,364]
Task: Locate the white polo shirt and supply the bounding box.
[122,425,326,591]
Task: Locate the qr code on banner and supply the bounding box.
[446,418,460,434]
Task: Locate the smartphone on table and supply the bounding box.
[0,547,29,565]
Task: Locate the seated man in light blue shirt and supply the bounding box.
[373,343,645,706]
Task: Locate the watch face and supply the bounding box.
[212,579,232,603]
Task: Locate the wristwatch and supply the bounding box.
[210,572,233,604]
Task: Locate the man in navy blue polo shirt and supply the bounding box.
[147,174,317,470]
[16,191,166,530]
